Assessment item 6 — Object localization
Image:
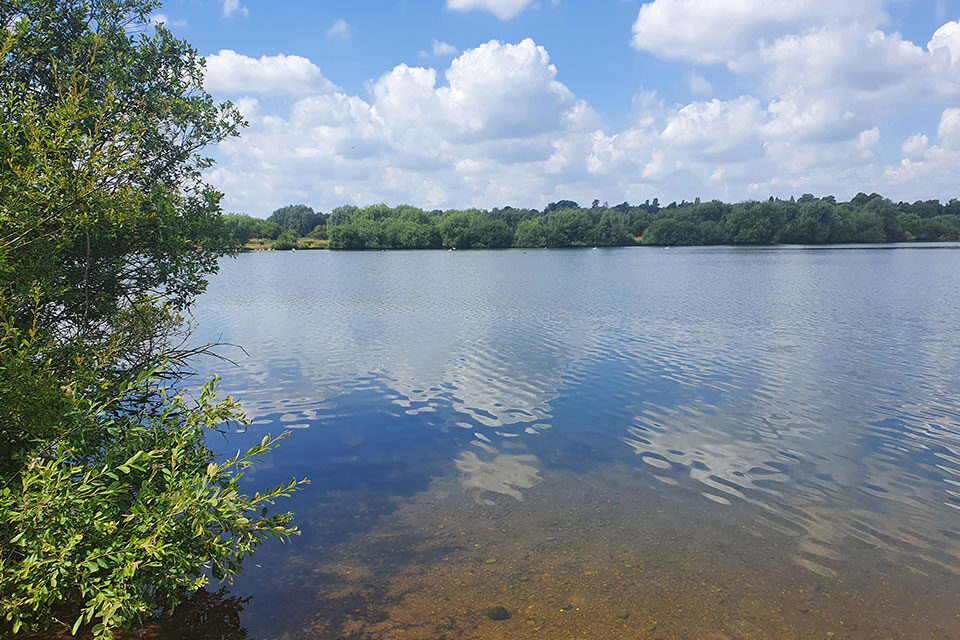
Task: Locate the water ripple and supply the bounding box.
[192,246,960,578]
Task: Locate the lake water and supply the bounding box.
[164,245,960,639]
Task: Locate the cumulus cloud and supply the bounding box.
[433,40,459,56]
[204,50,337,96]
[370,39,579,143]
[756,24,957,104]
[901,133,929,160]
[446,0,536,20]
[632,0,960,153]
[419,40,460,59]
[937,107,960,147]
[221,0,248,18]
[208,39,601,212]
[204,17,960,215]
[929,20,960,74]
[662,97,764,158]
[631,0,887,65]
[688,74,713,94]
[883,108,960,199]
[326,18,349,39]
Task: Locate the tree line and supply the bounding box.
[223,194,960,250]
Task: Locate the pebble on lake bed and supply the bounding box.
[485,606,511,621]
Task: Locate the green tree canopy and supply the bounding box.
[267,204,322,237]
[0,2,301,636]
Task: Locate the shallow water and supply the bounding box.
[161,245,960,639]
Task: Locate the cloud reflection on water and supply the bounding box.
[192,247,960,574]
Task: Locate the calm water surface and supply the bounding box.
[165,246,960,639]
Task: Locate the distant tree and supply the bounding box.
[514,219,550,248]
[642,218,701,245]
[352,217,386,248]
[439,211,479,248]
[726,202,784,244]
[268,204,320,236]
[546,208,593,245]
[222,213,258,245]
[902,199,943,219]
[850,210,886,243]
[544,200,581,214]
[474,219,513,248]
[394,204,431,224]
[698,220,726,244]
[329,205,359,227]
[329,224,365,249]
[392,221,441,249]
[314,191,959,251]
[946,199,960,217]
[253,219,282,240]
[590,210,634,246]
[780,199,834,243]
[864,197,904,241]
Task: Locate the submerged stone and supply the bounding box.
[485,606,511,621]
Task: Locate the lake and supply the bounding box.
[169,245,960,639]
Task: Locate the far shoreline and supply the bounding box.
[240,240,960,253]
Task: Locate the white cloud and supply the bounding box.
[857,127,881,159]
[631,0,887,65]
[439,38,576,138]
[150,13,187,28]
[929,20,960,74]
[662,97,764,158]
[446,0,536,20]
[432,40,459,56]
[753,22,960,148]
[632,0,960,151]
[204,50,337,96]
[221,0,248,18]
[937,107,960,147]
[688,74,713,94]
[326,18,349,39]
[883,108,960,199]
[757,24,947,100]
[205,20,960,215]
[902,133,929,160]
[419,40,460,59]
[208,39,601,212]
[371,39,578,143]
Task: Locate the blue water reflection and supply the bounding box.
[188,245,960,636]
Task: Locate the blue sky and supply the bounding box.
[154,0,960,215]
